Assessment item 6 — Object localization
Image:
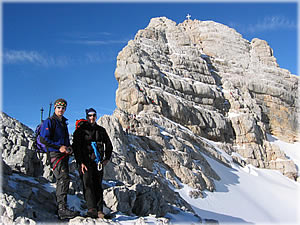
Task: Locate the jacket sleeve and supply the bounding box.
[39,119,60,151]
[72,129,83,165]
[102,128,113,161]
[65,126,70,147]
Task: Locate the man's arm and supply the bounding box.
[72,129,83,165]
[39,119,60,151]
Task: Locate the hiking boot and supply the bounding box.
[58,205,80,220]
[86,208,98,218]
[97,210,105,219]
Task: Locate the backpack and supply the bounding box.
[33,118,56,165]
[34,118,56,153]
[75,119,88,130]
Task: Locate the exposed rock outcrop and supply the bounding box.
[0,113,82,223]
[0,112,198,223]
[112,17,298,182]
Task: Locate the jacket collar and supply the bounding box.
[52,113,68,123]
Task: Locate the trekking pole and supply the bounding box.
[40,107,44,122]
[49,102,52,117]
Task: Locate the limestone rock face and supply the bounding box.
[99,114,198,215]
[114,16,298,183]
[0,112,46,177]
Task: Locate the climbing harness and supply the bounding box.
[52,154,67,171]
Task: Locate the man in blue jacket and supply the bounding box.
[40,98,79,220]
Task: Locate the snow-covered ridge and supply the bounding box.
[177,134,300,224]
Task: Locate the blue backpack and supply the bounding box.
[33,118,56,165]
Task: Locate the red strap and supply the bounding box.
[52,154,67,171]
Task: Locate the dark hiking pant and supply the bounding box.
[80,162,104,211]
[51,154,70,208]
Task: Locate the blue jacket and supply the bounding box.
[40,114,70,152]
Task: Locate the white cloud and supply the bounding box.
[84,52,104,63]
[248,15,297,33]
[4,50,48,65]
[230,15,297,34]
[61,31,113,40]
[60,31,130,45]
[3,50,71,67]
[3,49,117,66]
[83,50,118,64]
[68,39,129,45]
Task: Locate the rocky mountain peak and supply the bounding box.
[113,16,298,181]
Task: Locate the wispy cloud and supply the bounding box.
[248,15,297,33]
[230,15,297,34]
[3,49,117,66]
[67,39,129,45]
[3,32,127,67]
[4,50,48,65]
[60,31,129,45]
[3,50,71,67]
[62,31,112,39]
[83,50,120,64]
[84,52,107,63]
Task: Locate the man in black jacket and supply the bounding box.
[72,108,113,218]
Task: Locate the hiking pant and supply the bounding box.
[51,153,70,208]
[80,162,104,211]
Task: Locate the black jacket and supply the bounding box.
[72,121,112,166]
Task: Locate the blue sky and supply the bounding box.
[2,1,298,133]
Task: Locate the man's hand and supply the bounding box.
[59,145,68,153]
[81,163,88,174]
[59,146,73,155]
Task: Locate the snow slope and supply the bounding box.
[172,134,300,225]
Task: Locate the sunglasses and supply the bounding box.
[88,114,96,117]
[56,106,66,110]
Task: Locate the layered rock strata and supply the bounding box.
[113,17,298,182]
